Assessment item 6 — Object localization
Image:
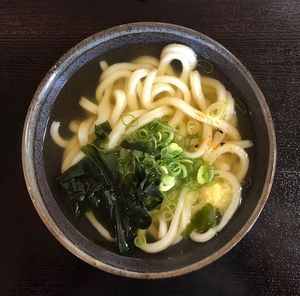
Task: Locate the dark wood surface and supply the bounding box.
[0,0,299,295]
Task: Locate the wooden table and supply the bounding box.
[1,0,299,295]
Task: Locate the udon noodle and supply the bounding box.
[51,44,252,253]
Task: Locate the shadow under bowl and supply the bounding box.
[22,22,276,279]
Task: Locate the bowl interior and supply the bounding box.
[30,25,271,276]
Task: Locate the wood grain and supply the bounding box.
[0,0,299,295]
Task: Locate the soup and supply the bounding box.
[50,44,252,254]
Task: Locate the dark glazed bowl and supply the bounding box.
[22,22,276,279]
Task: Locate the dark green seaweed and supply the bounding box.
[58,122,163,253]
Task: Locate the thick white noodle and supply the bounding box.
[214,161,231,171]
[70,151,85,166]
[141,69,157,108]
[63,136,78,157]
[68,120,80,133]
[50,122,69,148]
[184,124,212,158]
[151,82,176,99]
[179,206,191,233]
[186,119,201,135]
[159,52,192,82]
[190,70,207,111]
[96,70,131,101]
[226,140,253,149]
[127,69,149,110]
[158,44,197,82]
[151,97,241,140]
[207,143,249,182]
[154,76,191,126]
[158,44,196,125]
[61,146,80,173]
[100,63,153,81]
[85,211,115,242]
[97,85,112,123]
[225,91,235,121]
[124,106,174,136]
[154,76,191,102]
[99,60,109,71]
[77,117,95,146]
[110,89,127,126]
[184,137,211,158]
[79,97,98,115]
[158,217,168,239]
[139,188,188,253]
[201,77,227,102]
[132,56,160,67]
[202,130,225,160]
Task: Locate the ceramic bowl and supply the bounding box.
[22,22,276,278]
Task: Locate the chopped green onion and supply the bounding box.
[121,113,138,127]
[155,131,162,142]
[143,154,156,172]
[119,119,216,198]
[180,164,188,178]
[196,164,212,185]
[162,175,176,186]
[134,235,146,248]
[159,175,176,192]
[161,143,183,159]
[197,59,214,74]
[167,161,182,177]
[134,128,149,141]
[179,158,195,165]
[197,166,207,185]
[160,165,169,175]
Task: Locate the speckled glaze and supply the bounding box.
[22,22,276,279]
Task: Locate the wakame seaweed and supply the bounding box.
[181,203,221,237]
[58,122,163,253]
[58,157,109,216]
[94,121,112,146]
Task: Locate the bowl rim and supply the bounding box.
[22,22,276,279]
